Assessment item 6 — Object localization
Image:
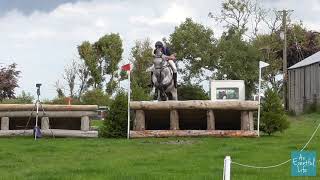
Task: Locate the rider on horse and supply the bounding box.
[149,41,178,88]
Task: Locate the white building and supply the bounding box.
[210,80,245,101]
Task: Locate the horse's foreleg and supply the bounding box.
[153,88,159,100]
[171,88,178,100]
[160,87,167,101]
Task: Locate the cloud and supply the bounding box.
[0,0,216,99]
[129,2,194,26]
[0,0,89,16]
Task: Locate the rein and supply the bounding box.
[155,64,170,69]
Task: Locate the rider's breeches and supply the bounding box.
[168,60,177,73]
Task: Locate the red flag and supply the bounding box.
[121,64,131,71]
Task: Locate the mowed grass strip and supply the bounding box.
[0,113,319,180]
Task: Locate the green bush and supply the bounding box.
[81,88,110,106]
[44,97,66,105]
[131,83,151,101]
[260,89,289,135]
[99,91,127,138]
[43,97,82,105]
[43,88,108,105]
[178,83,209,100]
[1,91,34,104]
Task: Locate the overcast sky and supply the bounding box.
[1,0,320,99]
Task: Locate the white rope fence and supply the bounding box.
[223,119,320,179]
[232,159,291,169]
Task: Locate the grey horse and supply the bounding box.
[152,49,178,101]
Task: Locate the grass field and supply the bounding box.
[0,113,319,179]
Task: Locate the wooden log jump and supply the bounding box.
[130,100,258,110]
[0,104,98,138]
[130,100,258,138]
[0,104,97,111]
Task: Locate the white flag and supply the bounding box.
[259,61,269,68]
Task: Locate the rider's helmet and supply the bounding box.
[155,41,164,49]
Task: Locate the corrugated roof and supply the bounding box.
[288,51,320,69]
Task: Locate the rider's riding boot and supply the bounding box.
[173,73,177,88]
[147,72,154,87]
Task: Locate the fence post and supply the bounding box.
[223,156,231,180]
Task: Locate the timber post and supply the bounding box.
[206,110,215,130]
[248,111,253,131]
[170,110,179,130]
[241,111,254,131]
[133,110,145,131]
[81,116,90,131]
[1,117,9,130]
[41,117,50,130]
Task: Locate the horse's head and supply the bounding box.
[155,48,163,57]
[153,48,167,68]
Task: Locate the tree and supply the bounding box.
[99,91,127,138]
[261,9,282,34]
[286,23,320,67]
[78,41,101,88]
[130,39,153,100]
[63,60,77,98]
[210,0,252,34]
[54,80,65,99]
[210,1,283,96]
[81,89,110,106]
[78,33,123,94]
[217,30,260,98]
[252,23,320,93]
[209,0,267,38]
[260,88,289,135]
[169,18,217,82]
[252,33,283,93]
[178,83,209,100]
[77,60,90,99]
[95,33,123,94]
[62,59,91,100]
[0,63,20,101]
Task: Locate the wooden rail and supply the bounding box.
[0,104,98,111]
[130,100,258,110]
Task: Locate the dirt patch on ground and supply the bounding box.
[140,139,198,145]
[159,140,196,144]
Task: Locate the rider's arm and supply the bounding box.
[165,53,176,61]
[163,47,176,60]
